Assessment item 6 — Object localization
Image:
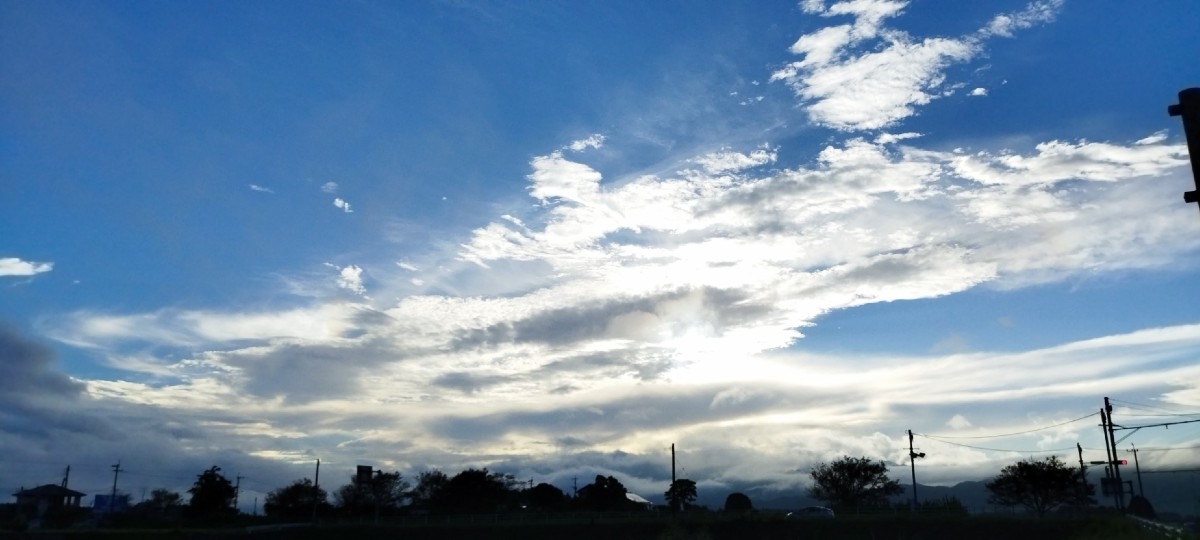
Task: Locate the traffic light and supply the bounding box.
[1115,459,1127,465]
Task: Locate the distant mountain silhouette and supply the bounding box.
[709,471,1197,518]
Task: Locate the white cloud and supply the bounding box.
[333,198,353,213]
[874,132,922,145]
[978,0,1062,38]
[321,181,339,193]
[1135,131,1168,145]
[772,1,1062,130]
[0,257,54,277]
[946,414,973,429]
[249,184,274,193]
[969,87,988,96]
[50,303,367,349]
[567,134,607,152]
[527,151,603,204]
[37,122,1200,494]
[946,138,1188,187]
[691,146,777,174]
[336,265,366,295]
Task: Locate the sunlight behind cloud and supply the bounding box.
[7,0,1199,511]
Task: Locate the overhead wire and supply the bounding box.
[1108,398,1200,418]
[914,435,1080,454]
[1130,444,1200,452]
[918,411,1098,440]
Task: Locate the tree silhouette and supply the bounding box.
[808,456,903,511]
[985,456,1093,517]
[433,468,517,514]
[408,470,449,511]
[526,483,568,511]
[264,478,328,519]
[664,479,697,512]
[188,466,236,516]
[128,488,183,521]
[723,492,753,513]
[334,470,408,519]
[576,475,635,511]
[146,489,182,511]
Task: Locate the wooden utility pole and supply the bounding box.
[1105,397,1126,511]
[1100,409,1119,509]
[234,474,244,512]
[312,459,321,523]
[1076,443,1088,494]
[1130,445,1144,497]
[908,430,924,511]
[671,444,676,484]
[109,461,123,512]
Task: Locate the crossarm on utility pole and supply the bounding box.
[1168,87,1200,211]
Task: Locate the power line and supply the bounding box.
[1130,444,1200,453]
[1113,412,1200,418]
[1108,398,1200,418]
[1113,418,1200,431]
[915,435,1079,454]
[918,412,1098,440]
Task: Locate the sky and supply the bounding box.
[2,0,1199,510]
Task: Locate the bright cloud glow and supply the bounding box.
[333,198,353,213]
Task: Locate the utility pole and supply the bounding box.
[671,444,676,485]
[234,474,243,513]
[61,465,70,489]
[1130,445,1144,497]
[110,461,123,512]
[1100,409,1119,509]
[1168,87,1200,213]
[1076,444,1088,494]
[907,430,925,511]
[312,459,320,524]
[1105,397,1126,511]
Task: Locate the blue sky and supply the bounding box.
[3,0,1199,508]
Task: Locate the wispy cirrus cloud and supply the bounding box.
[249,184,274,193]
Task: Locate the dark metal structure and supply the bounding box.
[1168,88,1200,211]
